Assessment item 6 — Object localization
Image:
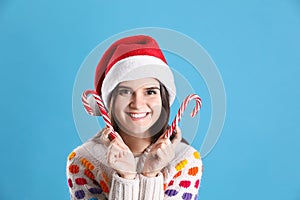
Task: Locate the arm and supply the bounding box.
[164,149,203,200]
[66,146,140,200]
[137,145,203,200]
[66,150,109,200]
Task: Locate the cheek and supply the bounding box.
[111,98,125,120]
[150,98,163,114]
[113,97,129,111]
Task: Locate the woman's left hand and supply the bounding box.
[142,126,182,177]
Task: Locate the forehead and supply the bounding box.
[118,77,160,89]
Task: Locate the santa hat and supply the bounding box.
[87,35,176,115]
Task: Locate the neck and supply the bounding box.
[119,131,152,156]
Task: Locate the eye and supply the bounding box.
[118,89,132,96]
[146,89,158,95]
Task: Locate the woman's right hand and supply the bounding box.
[100,128,137,179]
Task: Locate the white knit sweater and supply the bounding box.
[66,132,203,200]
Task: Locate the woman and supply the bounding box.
[67,35,203,200]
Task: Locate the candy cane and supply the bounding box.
[82,90,116,140]
[82,91,201,141]
[165,94,202,139]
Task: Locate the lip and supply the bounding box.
[126,112,150,121]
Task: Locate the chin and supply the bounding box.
[121,125,153,138]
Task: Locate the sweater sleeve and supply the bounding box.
[66,143,140,200]
[66,149,110,200]
[108,172,139,200]
[138,173,164,199]
[163,147,203,200]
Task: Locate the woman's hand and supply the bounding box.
[142,126,182,177]
[100,128,137,179]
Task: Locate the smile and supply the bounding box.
[127,112,150,120]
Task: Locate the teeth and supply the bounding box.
[130,113,147,118]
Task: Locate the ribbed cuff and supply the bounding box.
[109,172,139,200]
[139,172,164,200]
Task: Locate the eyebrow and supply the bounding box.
[145,86,160,90]
[117,85,160,90]
[117,86,132,89]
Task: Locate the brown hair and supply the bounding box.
[109,81,170,143]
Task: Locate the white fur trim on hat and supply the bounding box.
[101,55,176,109]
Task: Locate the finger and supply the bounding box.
[102,128,127,148]
[150,138,169,152]
[103,127,113,136]
[157,127,171,140]
[171,126,182,146]
[156,146,171,159]
[156,148,163,158]
[106,150,116,165]
[107,129,122,141]
[112,130,123,140]
[109,138,129,152]
[100,128,113,147]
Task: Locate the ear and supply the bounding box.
[87,95,102,116]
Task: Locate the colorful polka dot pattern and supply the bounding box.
[193,151,201,159]
[165,189,178,196]
[188,167,198,176]
[81,158,95,170]
[69,165,79,174]
[99,180,109,193]
[173,171,182,178]
[75,178,87,185]
[168,180,174,186]
[84,169,95,180]
[102,172,109,183]
[68,152,76,160]
[67,153,110,199]
[75,190,85,199]
[194,179,200,189]
[176,159,188,171]
[88,187,102,194]
[68,178,73,188]
[68,150,201,199]
[179,180,191,188]
[164,151,202,199]
[182,192,192,200]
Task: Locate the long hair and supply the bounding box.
[109,81,170,143]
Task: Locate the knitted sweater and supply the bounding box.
[66,132,203,200]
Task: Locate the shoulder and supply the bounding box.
[162,143,203,196]
[165,142,203,178]
[66,135,113,198]
[67,139,107,166]
[174,142,202,163]
[67,129,108,164]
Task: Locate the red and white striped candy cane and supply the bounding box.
[165,94,202,139]
[82,90,116,140]
[82,91,201,141]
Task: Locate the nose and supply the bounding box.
[129,91,145,109]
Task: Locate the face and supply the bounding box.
[111,78,163,138]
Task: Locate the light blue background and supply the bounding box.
[1,0,299,199]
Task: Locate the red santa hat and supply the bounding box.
[88,35,176,114]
